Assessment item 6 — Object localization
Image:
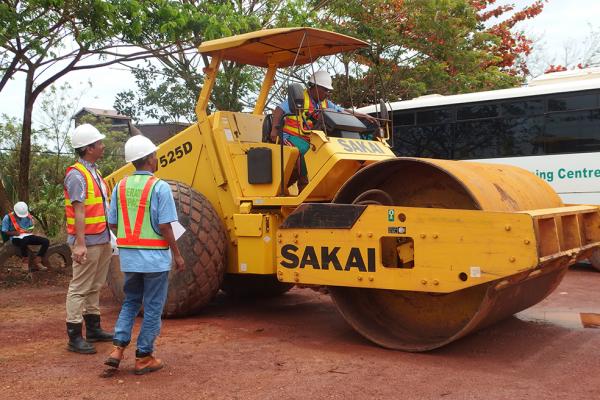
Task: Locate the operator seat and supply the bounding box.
[262,83,305,143]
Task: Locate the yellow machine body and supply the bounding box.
[277,204,600,292]
[106,28,600,351]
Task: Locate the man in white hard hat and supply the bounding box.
[103,135,184,375]
[63,123,113,354]
[269,70,377,190]
[1,201,49,271]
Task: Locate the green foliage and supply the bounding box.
[0,82,127,238]
[322,0,538,107]
[0,116,23,202]
[114,62,200,122]
[114,0,320,119]
[0,114,69,237]
[1,0,216,202]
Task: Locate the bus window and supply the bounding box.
[501,99,544,117]
[547,94,598,112]
[393,111,415,126]
[545,109,600,153]
[416,109,453,125]
[456,104,498,120]
[454,119,500,159]
[394,124,453,158]
[500,116,545,156]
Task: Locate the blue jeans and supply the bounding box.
[113,271,169,354]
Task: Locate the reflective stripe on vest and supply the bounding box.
[116,174,169,250]
[8,212,33,234]
[64,162,108,235]
[281,90,328,138]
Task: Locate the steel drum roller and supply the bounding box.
[330,158,567,351]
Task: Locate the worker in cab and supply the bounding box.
[1,201,49,271]
[269,70,377,190]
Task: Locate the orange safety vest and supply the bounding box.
[64,162,108,235]
[281,90,328,138]
[8,212,33,234]
[116,175,169,249]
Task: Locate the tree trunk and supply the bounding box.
[18,72,36,203]
[0,177,12,216]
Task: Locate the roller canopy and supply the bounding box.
[197,27,368,67]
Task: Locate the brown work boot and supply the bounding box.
[134,352,163,375]
[104,345,126,368]
[32,256,47,271]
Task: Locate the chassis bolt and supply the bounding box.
[505,225,512,231]
[421,279,427,285]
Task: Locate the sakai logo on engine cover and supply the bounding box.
[336,138,385,154]
[280,244,376,272]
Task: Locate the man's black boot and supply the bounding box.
[66,322,96,354]
[83,314,113,342]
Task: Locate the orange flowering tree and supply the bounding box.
[320,0,546,107]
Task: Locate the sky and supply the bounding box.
[2,0,600,124]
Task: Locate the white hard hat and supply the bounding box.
[308,70,333,90]
[124,135,158,163]
[14,201,28,218]
[71,124,105,149]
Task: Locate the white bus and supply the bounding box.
[359,68,600,205]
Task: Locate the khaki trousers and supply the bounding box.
[65,243,112,323]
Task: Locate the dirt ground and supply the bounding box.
[1,264,599,400]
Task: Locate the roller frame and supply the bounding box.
[276,203,600,292]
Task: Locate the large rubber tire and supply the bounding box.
[44,243,73,275]
[589,249,600,272]
[221,273,294,298]
[106,180,228,318]
[106,255,125,304]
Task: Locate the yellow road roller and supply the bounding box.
[106,28,600,351]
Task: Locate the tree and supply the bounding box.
[317,0,545,107]
[114,0,320,121]
[0,0,204,202]
[524,24,600,78]
[0,80,127,236]
[0,115,22,216]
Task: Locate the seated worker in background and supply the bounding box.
[1,201,49,271]
[269,70,378,190]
